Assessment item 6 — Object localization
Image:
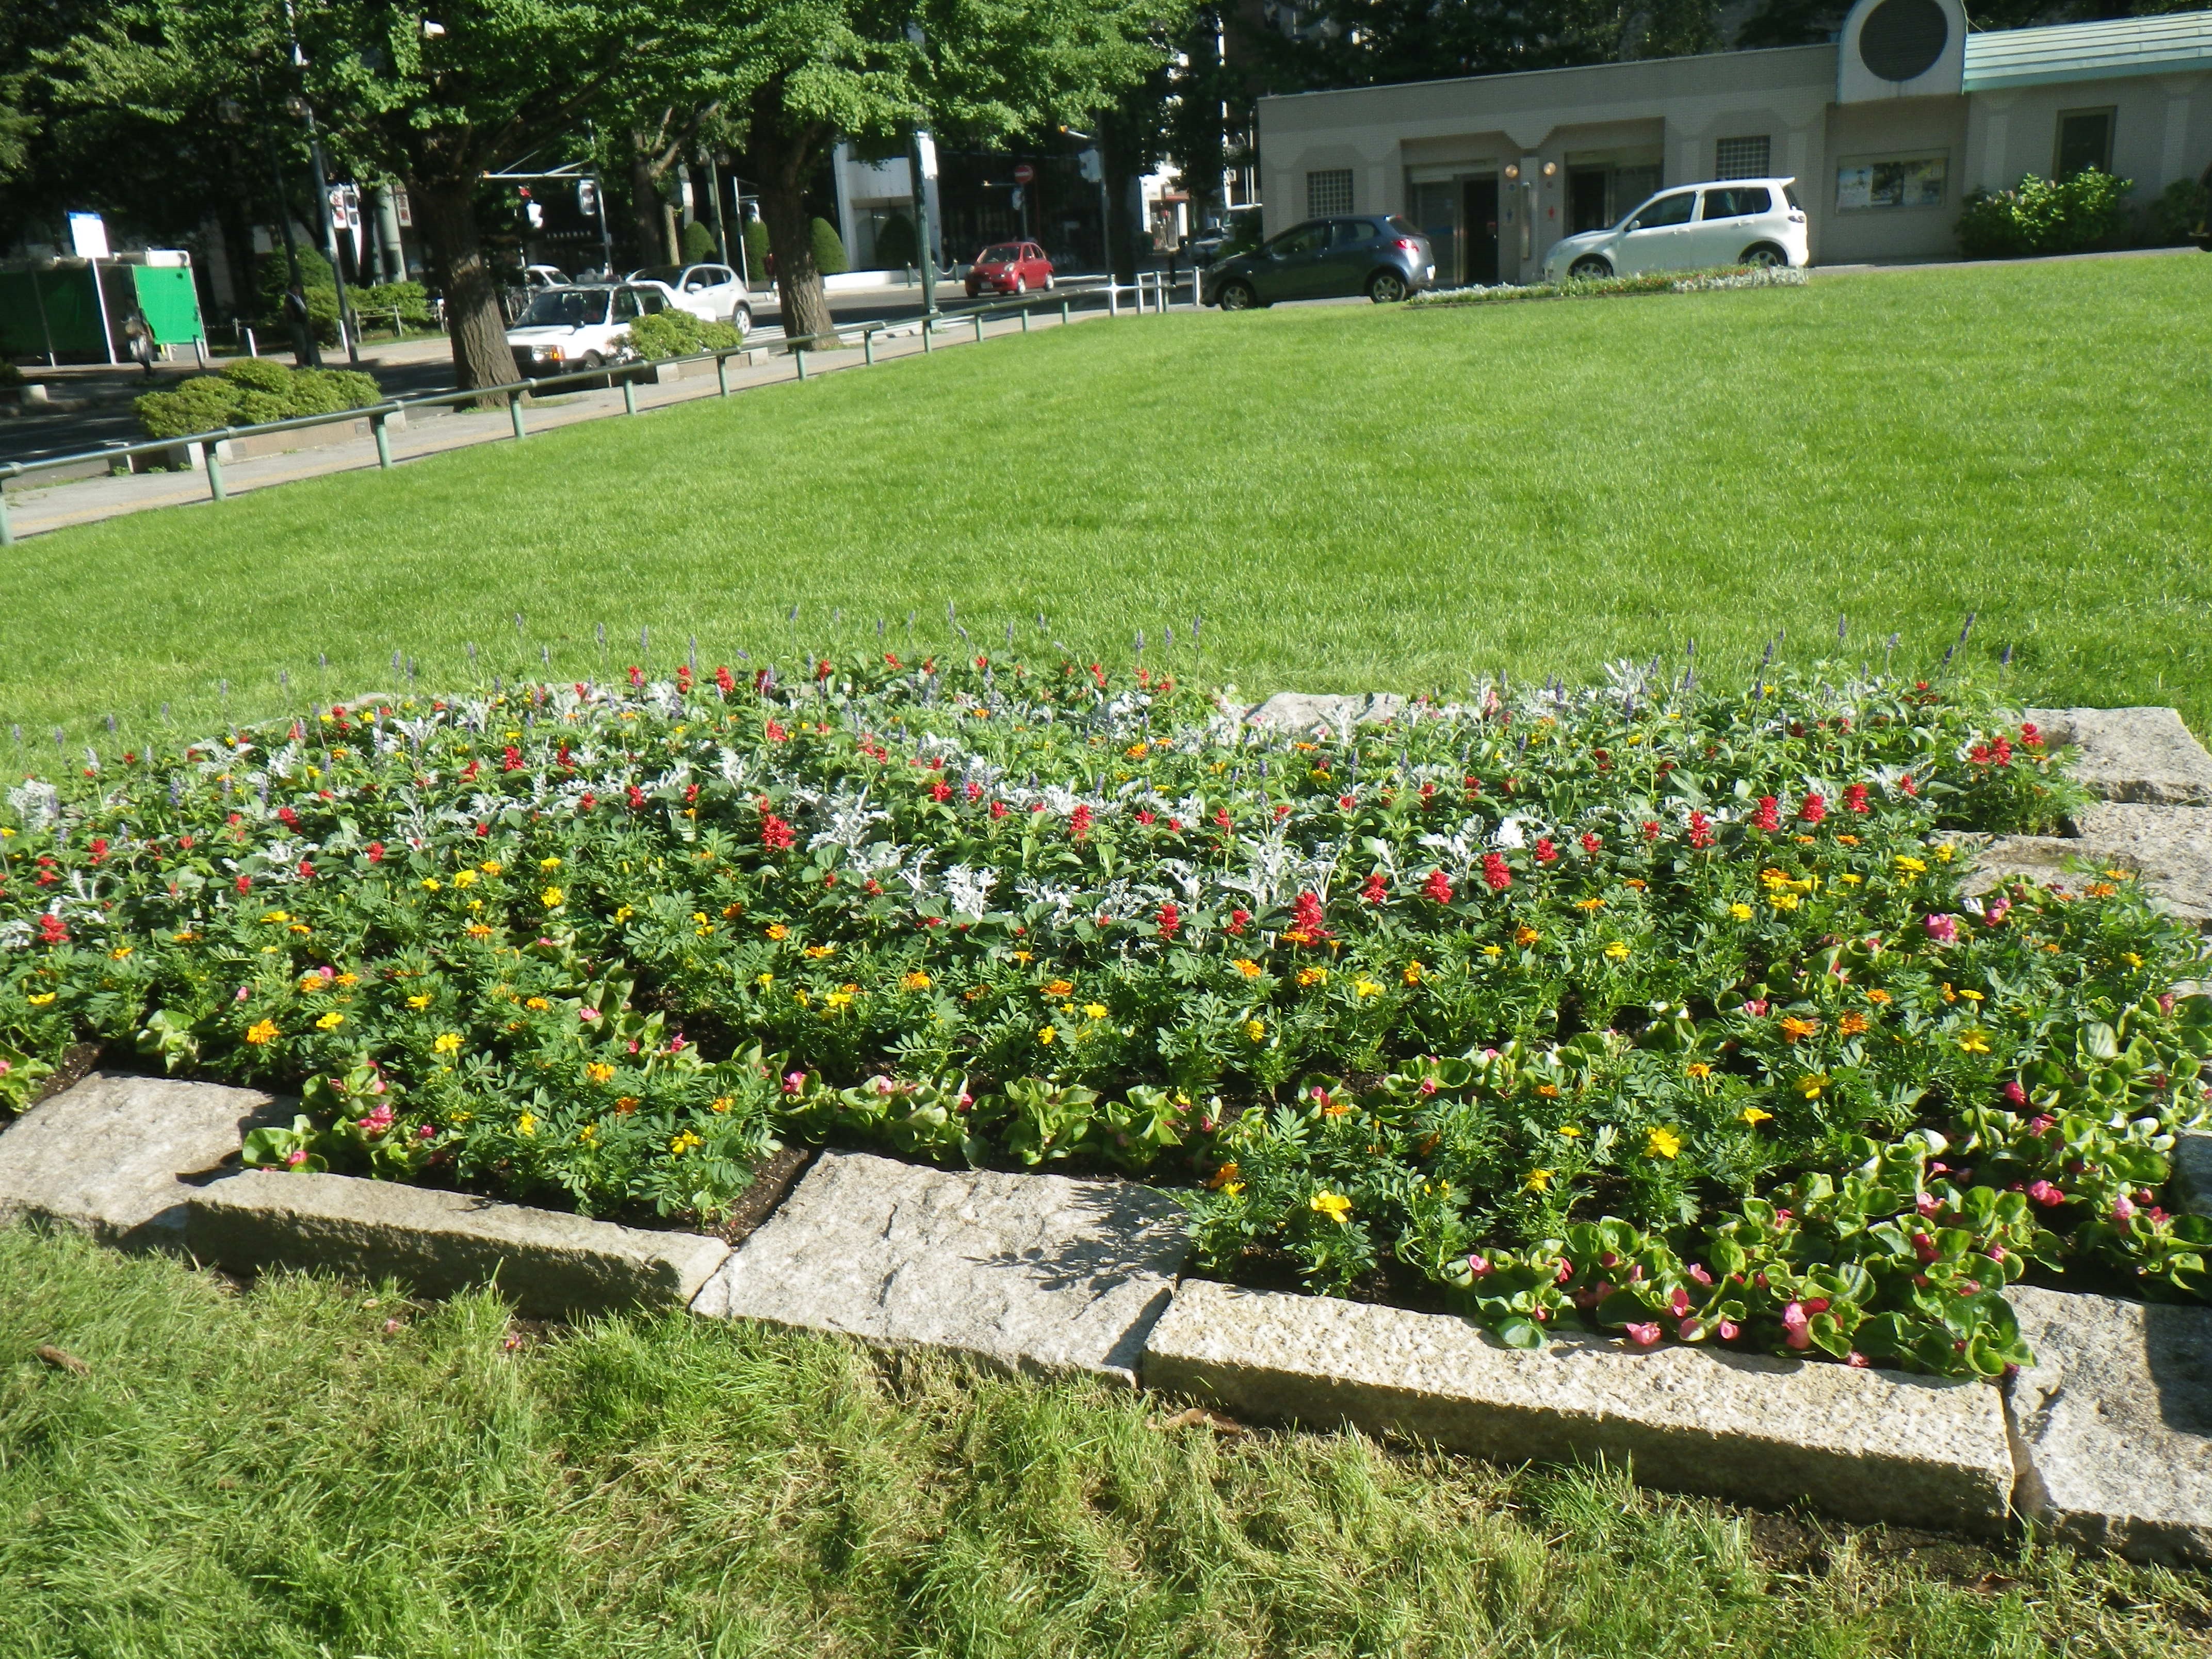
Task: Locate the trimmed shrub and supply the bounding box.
[742,218,771,282]
[810,216,849,277]
[681,220,717,263]
[626,308,743,360]
[352,281,435,328]
[873,211,918,270]
[134,357,381,440]
[1956,170,2134,259]
[2148,176,2210,247]
[255,247,342,346]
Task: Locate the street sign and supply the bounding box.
[1012,162,1035,185]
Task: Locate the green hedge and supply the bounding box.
[2148,176,2211,248]
[625,309,743,360]
[1956,170,2134,260]
[134,358,382,441]
[810,216,849,277]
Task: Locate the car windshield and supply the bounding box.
[631,266,681,285]
[978,245,1020,264]
[517,289,608,328]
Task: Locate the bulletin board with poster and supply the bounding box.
[1835,154,1948,210]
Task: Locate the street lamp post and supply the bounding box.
[223,94,317,367]
[287,95,360,365]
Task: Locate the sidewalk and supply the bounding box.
[3,306,1108,540]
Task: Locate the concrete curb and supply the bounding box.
[184,1169,729,1318]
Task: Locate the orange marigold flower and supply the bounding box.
[1838,1011,1871,1036]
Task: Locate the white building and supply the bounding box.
[1254,0,2212,280]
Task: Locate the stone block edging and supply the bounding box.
[1140,1278,2016,1535]
[184,1169,729,1318]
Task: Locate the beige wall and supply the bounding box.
[1259,48,2212,273]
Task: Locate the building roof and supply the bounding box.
[1962,9,2212,92]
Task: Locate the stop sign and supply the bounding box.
[1012,162,1035,185]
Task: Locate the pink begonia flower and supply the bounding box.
[1669,1287,1691,1319]
[2004,1081,2028,1105]
[1717,1320,1741,1341]
[1555,1260,1573,1284]
[1781,1302,1812,1350]
[782,1071,807,1095]
[1916,1192,1941,1218]
[235,986,251,1002]
[579,1007,600,1022]
[2112,1194,2138,1222]
[1846,1351,1871,1369]
[1688,1263,1714,1287]
[2027,1179,2065,1207]
[1467,1254,1493,1278]
[1623,1322,1662,1348]
[1912,1231,1939,1263]
[1923,914,1959,946]
[1741,999,1769,1018]
[418,1125,437,1140]
[1678,1319,1703,1342]
[284,1148,308,1167]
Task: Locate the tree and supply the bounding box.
[1236,0,1720,91]
[704,0,1178,345]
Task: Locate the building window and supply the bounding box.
[1715,137,1771,181]
[2055,109,2115,177]
[1835,154,1947,210]
[1306,169,1354,218]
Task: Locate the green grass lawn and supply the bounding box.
[4,1224,2209,1659]
[4,253,2209,754]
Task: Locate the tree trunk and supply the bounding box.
[629,140,665,269]
[413,175,515,394]
[751,117,833,347]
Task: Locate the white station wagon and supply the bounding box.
[1542,177,1809,282]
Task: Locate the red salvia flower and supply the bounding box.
[930,780,953,803]
[1754,795,1782,832]
[1423,868,1453,904]
[626,784,646,812]
[1844,783,1870,814]
[1535,837,1557,865]
[1580,831,1602,857]
[37,914,67,946]
[1798,792,1827,825]
[1292,890,1328,939]
[1482,852,1511,891]
[760,813,796,851]
[715,665,736,695]
[1687,811,1715,849]
[502,746,524,772]
[1157,903,1181,940]
[1642,820,1660,842]
[1361,872,1388,904]
[1070,804,1094,840]
[1228,907,1251,935]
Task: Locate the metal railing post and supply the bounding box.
[715,353,730,396]
[202,438,226,502]
[1061,300,1070,326]
[1020,307,1030,334]
[0,471,13,547]
[622,375,638,415]
[794,345,808,380]
[371,411,393,469]
[509,389,526,441]
[921,319,933,353]
[973,313,985,344]
[864,331,875,365]
[1109,284,1119,318]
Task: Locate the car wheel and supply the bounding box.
[1367,269,1409,304]
[1569,256,1612,281]
[729,304,752,337]
[1217,280,1258,312]
[1014,275,1027,295]
[580,351,604,369]
[1738,244,1787,269]
[1044,273,1054,290]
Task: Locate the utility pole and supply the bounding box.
[228,91,319,368]
[708,153,733,266]
[288,97,358,365]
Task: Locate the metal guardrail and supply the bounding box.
[0,275,1204,545]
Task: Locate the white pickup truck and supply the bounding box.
[505,284,672,378]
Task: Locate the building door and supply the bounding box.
[1568,169,1611,234]
[1410,181,1458,283]
[1462,177,1500,285]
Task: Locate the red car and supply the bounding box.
[965,241,1054,297]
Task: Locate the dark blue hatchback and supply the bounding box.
[1203,216,1436,310]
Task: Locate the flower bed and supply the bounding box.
[3,658,2207,1378]
[1408,265,1807,308]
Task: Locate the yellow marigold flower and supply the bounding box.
[27,992,57,1006]
[261,910,290,925]
[585,1061,615,1083]
[1894,855,1927,875]
[1083,1002,1109,1019]
[2123,952,2144,968]
[1866,988,1894,1005]
[1759,868,1791,890]
[1935,843,1956,863]
[1729,903,1754,921]
[1958,1030,1991,1055]
[1310,1191,1353,1224]
[466,923,493,939]
[1233,958,1263,978]
[244,1019,279,1045]
[614,905,635,923]
[1403,961,1425,985]
[1958,988,1985,1003]
[408,994,432,1010]
[540,887,564,908]
[901,970,933,992]
[540,856,562,871]
[453,870,477,889]
[766,923,789,940]
[670,1131,702,1156]
[421,878,443,893]
[516,1113,536,1137]
[711,1096,734,1113]
[110,946,133,961]
[1603,940,1631,962]
[756,972,774,988]
[525,996,549,1011]
[793,989,810,1006]
[1740,1105,1773,1126]
[1038,1024,1057,1045]
[1205,1162,1243,1191]
[172,931,197,942]
[1645,1126,1683,1160]
[480,860,503,876]
[577,1124,597,1144]
[804,944,836,961]
[1044,978,1075,997]
[1840,872,1864,886]
[1245,1019,1266,1042]
[335,972,358,987]
[432,1032,462,1055]
[1575,897,1605,913]
[288,923,312,936]
[824,990,855,1011]
[1686,1062,1713,1079]
[1768,892,1800,912]
[1354,978,1384,998]
[1482,944,1503,958]
[315,1012,345,1031]
[1523,1168,1554,1193]
[1012,950,1034,964]
[1297,966,1329,987]
[1558,1124,1583,1138]
[1795,1074,1829,1099]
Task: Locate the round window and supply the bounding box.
[1859,0,1948,82]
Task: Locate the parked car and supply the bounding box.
[626,263,752,333]
[1542,178,1808,282]
[506,283,668,378]
[1203,216,1436,309]
[965,242,1053,297]
[522,264,569,289]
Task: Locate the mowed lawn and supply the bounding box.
[4,1226,2209,1659]
[3,252,2209,746]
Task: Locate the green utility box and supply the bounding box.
[0,257,206,363]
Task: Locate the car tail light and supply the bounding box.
[1394,238,1420,252]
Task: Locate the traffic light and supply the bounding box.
[578,178,598,215]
